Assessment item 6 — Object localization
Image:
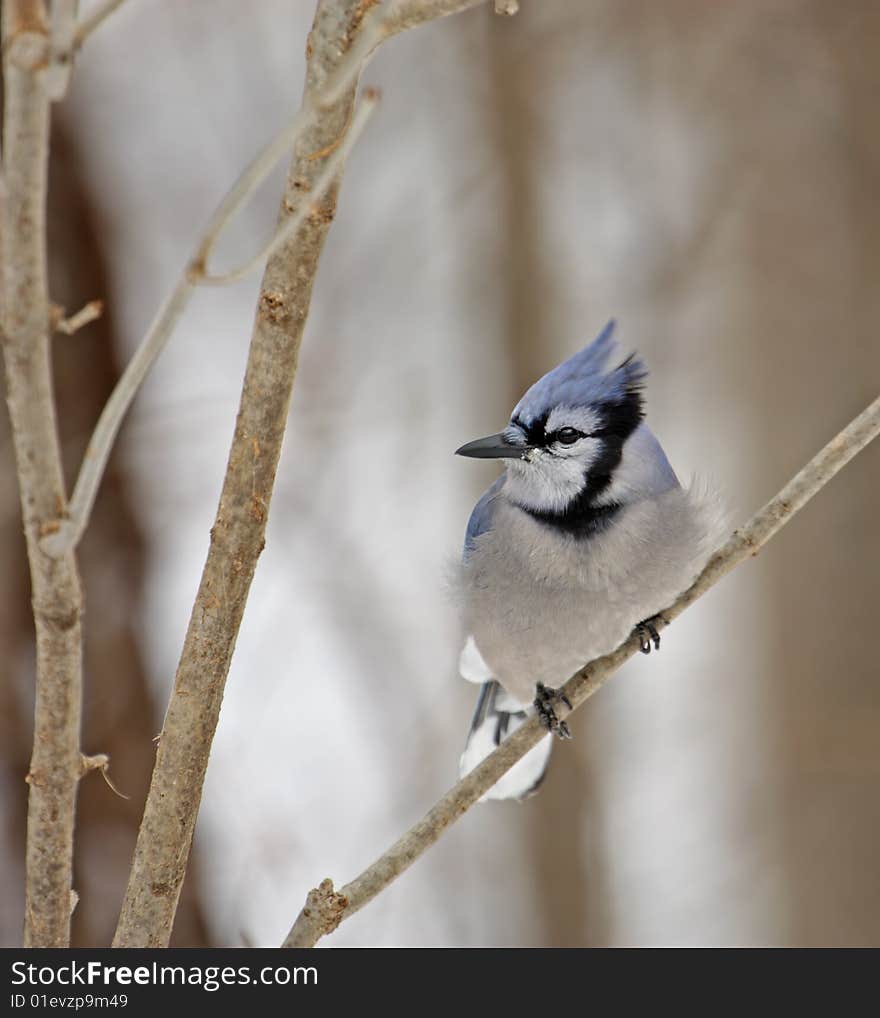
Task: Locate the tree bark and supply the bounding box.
[1,0,84,947]
[112,0,490,950]
[112,0,367,948]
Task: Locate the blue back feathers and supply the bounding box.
[463,475,504,560]
[512,320,646,426]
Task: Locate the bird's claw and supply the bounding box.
[635,615,665,654]
[534,682,573,740]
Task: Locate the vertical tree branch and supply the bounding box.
[486,8,599,945]
[42,0,488,561]
[110,13,361,917]
[46,0,78,100]
[1,0,84,947]
[112,0,490,949]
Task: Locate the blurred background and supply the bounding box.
[1,0,879,946]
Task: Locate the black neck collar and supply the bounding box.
[519,491,623,538]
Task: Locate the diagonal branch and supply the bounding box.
[283,390,880,947]
[198,88,380,287]
[112,0,492,949]
[41,0,488,560]
[40,88,379,558]
[73,0,127,49]
[1,0,85,947]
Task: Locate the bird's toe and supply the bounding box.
[533,682,572,740]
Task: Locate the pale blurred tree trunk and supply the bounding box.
[644,0,880,944]
[481,0,880,946]
[742,1,880,945]
[487,5,610,946]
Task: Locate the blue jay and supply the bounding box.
[455,321,725,801]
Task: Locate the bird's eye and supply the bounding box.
[554,427,583,446]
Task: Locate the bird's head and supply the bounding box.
[456,321,647,519]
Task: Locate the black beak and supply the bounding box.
[455,432,529,460]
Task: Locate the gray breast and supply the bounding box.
[459,484,724,705]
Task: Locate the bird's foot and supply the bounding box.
[534,682,572,740]
[635,614,666,654]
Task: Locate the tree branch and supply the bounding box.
[1,0,84,947]
[41,0,487,560]
[199,88,380,287]
[112,0,491,949]
[73,0,127,49]
[283,390,880,947]
[39,88,378,558]
[46,0,77,100]
[52,297,104,335]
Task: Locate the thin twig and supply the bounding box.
[189,106,333,280]
[283,391,880,947]
[81,752,129,799]
[39,275,193,557]
[39,91,377,556]
[46,0,77,100]
[1,0,84,948]
[73,0,126,48]
[40,88,343,558]
[200,88,380,287]
[41,0,488,559]
[53,297,104,334]
[112,0,489,949]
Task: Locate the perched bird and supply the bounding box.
[455,321,725,801]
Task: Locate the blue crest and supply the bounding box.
[512,320,646,425]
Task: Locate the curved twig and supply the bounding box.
[111,0,491,949]
[39,89,379,557]
[41,0,486,559]
[73,0,127,49]
[199,88,379,287]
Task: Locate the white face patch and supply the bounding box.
[502,404,607,513]
[540,405,605,460]
[505,440,601,512]
[545,404,602,438]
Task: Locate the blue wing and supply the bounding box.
[459,473,552,800]
[463,474,505,561]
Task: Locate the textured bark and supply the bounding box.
[0,440,32,947]
[0,115,213,947]
[113,0,491,951]
[52,124,213,947]
[1,0,83,947]
[111,0,367,948]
